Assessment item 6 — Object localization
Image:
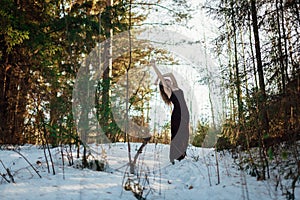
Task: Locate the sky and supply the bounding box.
[138,0,223,129]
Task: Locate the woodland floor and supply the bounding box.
[0,143,298,200]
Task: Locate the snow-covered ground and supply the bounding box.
[0,143,298,200]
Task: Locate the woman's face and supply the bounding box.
[165,79,172,87]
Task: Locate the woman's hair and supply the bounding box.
[159,81,172,105]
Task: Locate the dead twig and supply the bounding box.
[0,173,10,183]
[13,150,42,178]
[6,168,15,183]
[0,160,15,183]
[130,139,149,174]
[0,160,10,183]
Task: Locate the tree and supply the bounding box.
[0,0,54,144]
[206,0,300,182]
[192,120,208,147]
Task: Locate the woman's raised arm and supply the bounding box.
[150,60,168,88]
[162,73,178,88]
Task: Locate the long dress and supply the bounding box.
[169,89,190,163]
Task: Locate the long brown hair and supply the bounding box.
[159,81,172,105]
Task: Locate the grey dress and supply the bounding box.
[169,89,189,163]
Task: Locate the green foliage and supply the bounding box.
[281,151,288,160]
[208,0,300,146]
[0,0,194,145]
[192,121,208,147]
[215,135,233,151]
[267,147,274,160]
[207,0,300,184]
[4,26,29,53]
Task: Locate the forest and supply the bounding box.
[0,0,300,199]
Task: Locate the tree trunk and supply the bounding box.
[250,0,269,180]
[0,64,28,144]
[279,0,289,83]
[0,65,9,144]
[248,6,258,91]
[231,0,243,122]
[275,0,286,94]
[100,0,113,136]
[250,0,269,133]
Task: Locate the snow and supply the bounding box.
[0,143,297,200]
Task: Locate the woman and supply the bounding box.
[151,60,190,164]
